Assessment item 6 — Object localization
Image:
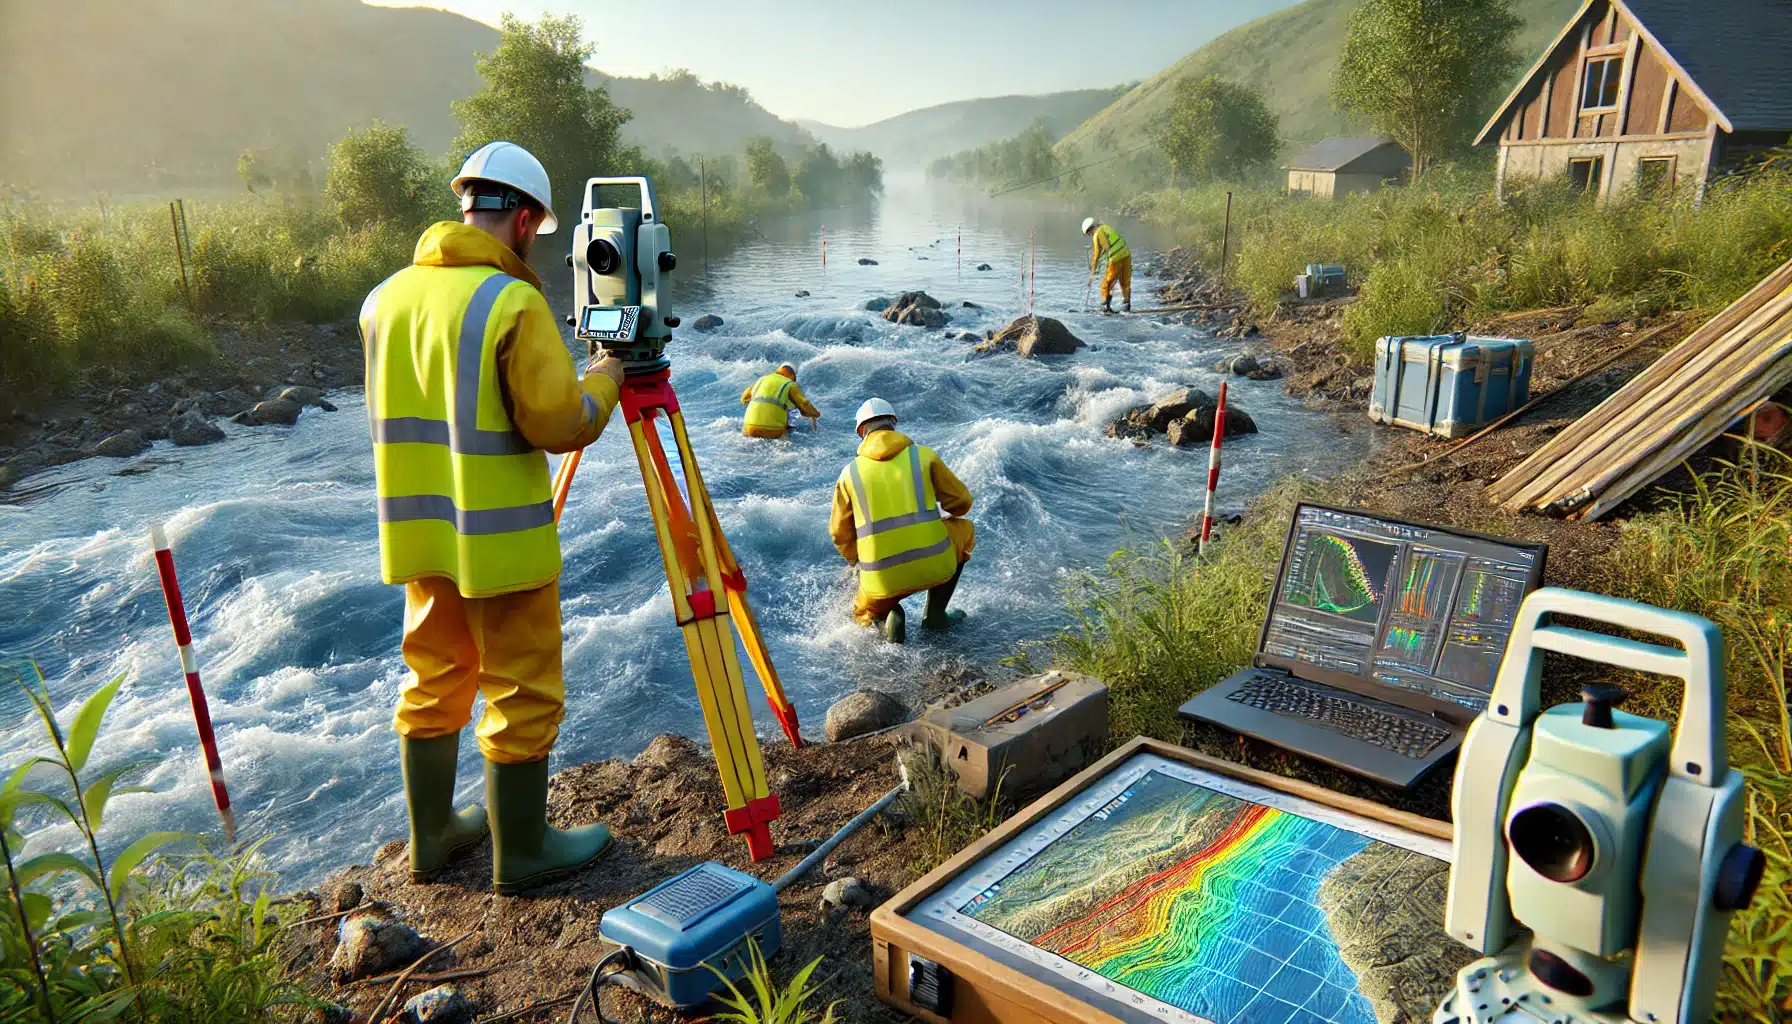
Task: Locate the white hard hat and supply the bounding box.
[1081,217,1096,234]
[453,141,557,234]
[855,398,897,429]
[777,362,796,374]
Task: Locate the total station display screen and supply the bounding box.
[582,307,626,333]
[1261,505,1543,710]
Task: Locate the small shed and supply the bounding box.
[1284,137,1411,198]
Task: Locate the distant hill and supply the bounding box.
[807,87,1133,168]
[1055,0,1580,161]
[0,0,812,196]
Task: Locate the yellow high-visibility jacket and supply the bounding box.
[1090,223,1131,271]
[362,221,620,598]
[830,430,971,599]
[740,371,819,436]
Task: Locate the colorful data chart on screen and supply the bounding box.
[939,760,1458,1024]
[1282,532,1396,626]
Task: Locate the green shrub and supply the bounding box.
[707,938,838,1024]
[1051,478,1310,743]
[324,121,443,232]
[895,748,1010,877]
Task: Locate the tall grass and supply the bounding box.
[1051,479,1308,742]
[1127,162,1792,361]
[0,194,417,403]
[1611,450,1792,1020]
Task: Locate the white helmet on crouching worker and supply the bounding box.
[855,398,897,436]
[453,141,558,234]
[1081,217,1096,235]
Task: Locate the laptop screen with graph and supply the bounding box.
[1260,504,1546,712]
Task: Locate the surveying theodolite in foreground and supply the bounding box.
[553,175,799,862]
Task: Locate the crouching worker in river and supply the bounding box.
[830,398,973,644]
[360,141,627,895]
[741,362,821,438]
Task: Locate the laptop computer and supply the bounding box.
[1179,502,1547,788]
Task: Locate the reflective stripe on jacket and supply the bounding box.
[364,263,560,598]
[743,372,798,432]
[1092,223,1131,270]
[838,440,959,600]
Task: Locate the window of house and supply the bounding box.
[1581,56,1623,111]
[1569,157,1604,194]
[1637,157,1675,198]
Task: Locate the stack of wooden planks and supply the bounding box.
[1487,258,1792,521]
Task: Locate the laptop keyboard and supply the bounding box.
[1227,677,1451,759]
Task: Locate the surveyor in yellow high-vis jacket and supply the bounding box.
[829,398,974,644]
[361,141,626,896]
[740,363,820,438]
[1083,217,1132,313]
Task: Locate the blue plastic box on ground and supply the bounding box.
[1368,334,1533,438]
[598,861,782,1009]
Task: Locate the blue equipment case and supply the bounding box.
[598,862,783,1009]
[1369,334,1533,438]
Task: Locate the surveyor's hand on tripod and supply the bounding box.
[591,353,627,387]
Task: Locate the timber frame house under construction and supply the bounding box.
[1476,0,1792,203]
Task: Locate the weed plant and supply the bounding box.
[895,749,1010,877]
[0,668,317,1022]
[707,938,839,1024]
[1126,162,1792,361]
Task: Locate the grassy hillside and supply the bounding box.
[807,87,1132,168]
[0,0,810,197]
[1056,0,1579,161]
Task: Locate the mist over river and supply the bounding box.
[0,183,1368,885]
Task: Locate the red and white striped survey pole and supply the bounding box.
[148,524,236,842]
[1198,379,1230,557]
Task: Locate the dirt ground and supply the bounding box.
[288,258,1735,1023]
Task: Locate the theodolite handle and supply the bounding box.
[582,176,658,223]
[1488,587,1727,784]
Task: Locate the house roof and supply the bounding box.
[1476,0,1792,145]
[1284,137,1408,173]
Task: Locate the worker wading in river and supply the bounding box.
[740,362,820,439]
[360,140,628,895]
[830,399,973,644]
[1083,216,1131,313]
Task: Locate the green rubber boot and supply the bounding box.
[922,568,966,630]
[400,735,488,884]
[883,604,907,644]
[485,757,613,896]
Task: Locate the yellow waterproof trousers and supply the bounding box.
[394,576,565,764]
[853,518,976,625]
[1102,255,1133,306]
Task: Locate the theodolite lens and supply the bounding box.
[587,238,622,276]
[1509,802,1596,882]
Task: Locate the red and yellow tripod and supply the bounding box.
[552,368,799,861]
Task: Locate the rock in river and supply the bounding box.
[975,315,1086,359]
[882,291,948,330]
[825,690,908,742]
[92,430,148,459]
[1108,387,1255,444]
[864,297,892,313]
[691,314,725,332]
[857,258,878,266]
[169,410,226,447]
[238,398,303,426]
[1166,406,1257,446]
[976,263,993,271]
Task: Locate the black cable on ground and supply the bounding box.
[567,947,636,1024]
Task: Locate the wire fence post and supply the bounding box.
[1219,191,1233,289]
[169,201,194,312]
[700,159,709,278]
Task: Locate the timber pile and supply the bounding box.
[1487,258,1792,521]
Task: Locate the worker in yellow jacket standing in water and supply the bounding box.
[1083,216,1132,313]
[361,140,627,895]
[829,398,974,644]
[740,362,820,438]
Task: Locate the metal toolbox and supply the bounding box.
[894,670,1108,800]
[1369,334,1533,438]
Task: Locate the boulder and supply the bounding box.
[975,316,1086,359]
[961,301,980,309]
[1144,388,1214,429]
[331,906,425,983]
[401,985,474,1024]
[824,690,907,742]
[0,465,15,491]
[857,258,878,266]
[244,398,303,426]
[171,388,254,420]
[331,881,365,913]
[794,289,811,298]
[1247,361,1284,381]
[93,430,148,459]
[821,876,875,911]
[882,291,949,330]
[863,297,892,313]
[976,263,992,271]
[691,314,725,332]
[169,410,226,447]
[1166,406,1257,446]
[279,386,338,412]
[893,290,942,310]
[1218,353,1260,375]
